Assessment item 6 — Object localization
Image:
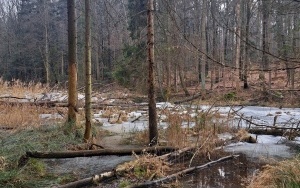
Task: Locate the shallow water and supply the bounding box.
[44,155,133,178]
[180,154,264,188]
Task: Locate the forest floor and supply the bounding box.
[0,68,300,187]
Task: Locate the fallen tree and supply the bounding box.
[18,146,176,167]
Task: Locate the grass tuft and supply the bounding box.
[0,125,82,187]
[247,155,300,188]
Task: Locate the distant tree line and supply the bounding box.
[0,0,299,92]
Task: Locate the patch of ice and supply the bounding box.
[218,167,225,178]
[94,114,101,118]
[159,114,167,121]
[91,97,98,102]
[128,111,142,118]
[101,121,148,133]
[78,94,85,100]
[256,135,286,144]
[156,102,174,109]
[218,133,234,141]
[190,113,198,118]
[58,95,67,102]
[40,113,63,119]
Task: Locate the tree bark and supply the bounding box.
[43,0,50,84]
[67,0,78,124]
[147,0,158,146]
[84,0,92,142]
[235,0,241,91]
[200,0,207,95]
[261,0,270,90]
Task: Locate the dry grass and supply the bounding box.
[164,112,188,148]
[0,79,53,128]
[0,104,41,128]
[0,78,48,98]
[117,153,170,180]
[0,156,6,171]
[247,156,300,188]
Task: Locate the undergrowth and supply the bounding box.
[247,155,300,188]
[0,125,82,187]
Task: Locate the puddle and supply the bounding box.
[180,154,264,188]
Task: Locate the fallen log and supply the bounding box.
[174,93,202,104]
[126,155,238,188]
[0,100,59,107]
[248,128,299,137]
[23,146,176,159]
[57,172,115,188]
[158,146,196,163]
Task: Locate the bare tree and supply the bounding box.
[84,0,92,142]
[147,0,158,146]
[235,0,241,91]
[67,0,78,124]
[200,0,207,94]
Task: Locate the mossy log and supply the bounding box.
[23,146,176,159]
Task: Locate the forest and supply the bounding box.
[0,0,300,187]
[0,0,299,91]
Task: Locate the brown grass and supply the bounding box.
[0,78,48,97]
[0,79,62,128]
[247,156,300,188]
[117,153,170,180]
[0,156,6,171]
[164,112,188,148]
[0,104,41,128]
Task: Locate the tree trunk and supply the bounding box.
[243,0,250,89]
[147,0,158,146]
[261,0,270,91]
[84,0,92,142]
[200,0,207,95]
[235,0,241,91]
[67,0,78,124]
[43,0,50,84]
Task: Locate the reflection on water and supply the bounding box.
[181,154,264,188]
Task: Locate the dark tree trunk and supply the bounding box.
[147,0,158,146]
[67,0,78,124]
[84,0,92,142]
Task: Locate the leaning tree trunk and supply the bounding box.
[84,0,92,142]
[67,0,78,124]
[147,0,158,146]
